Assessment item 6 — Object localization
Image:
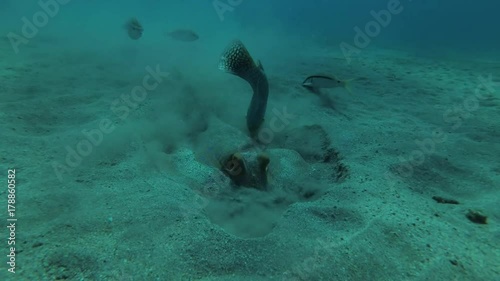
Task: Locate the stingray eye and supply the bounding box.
[225,160,236,171]
[224,156,242,176]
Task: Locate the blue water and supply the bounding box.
[238,0,500,53]
[2,0,499,55]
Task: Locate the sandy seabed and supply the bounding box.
[0,33,499,281]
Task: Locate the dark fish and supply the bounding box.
[165,29,199,42]
[124,18,143,40]
[302,75,353,93]
[218,40,269,137]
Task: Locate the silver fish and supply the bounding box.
[165,29,199,42]
[302,75,353,93]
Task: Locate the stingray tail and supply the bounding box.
[218,40,257,80]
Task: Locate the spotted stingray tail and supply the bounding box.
[218,40,257,80]
[218,40,269,137]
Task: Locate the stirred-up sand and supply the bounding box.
[0,26,498,280]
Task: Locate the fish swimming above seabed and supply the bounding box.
[165,29,199,42]
[302,75,354,94]
[124,18,143,40]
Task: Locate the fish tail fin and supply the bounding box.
[218,40,257,80]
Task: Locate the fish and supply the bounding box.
[124,18,143,40]
[165,29,199,42]
[302,75,354,94]
[218,40,269,137]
